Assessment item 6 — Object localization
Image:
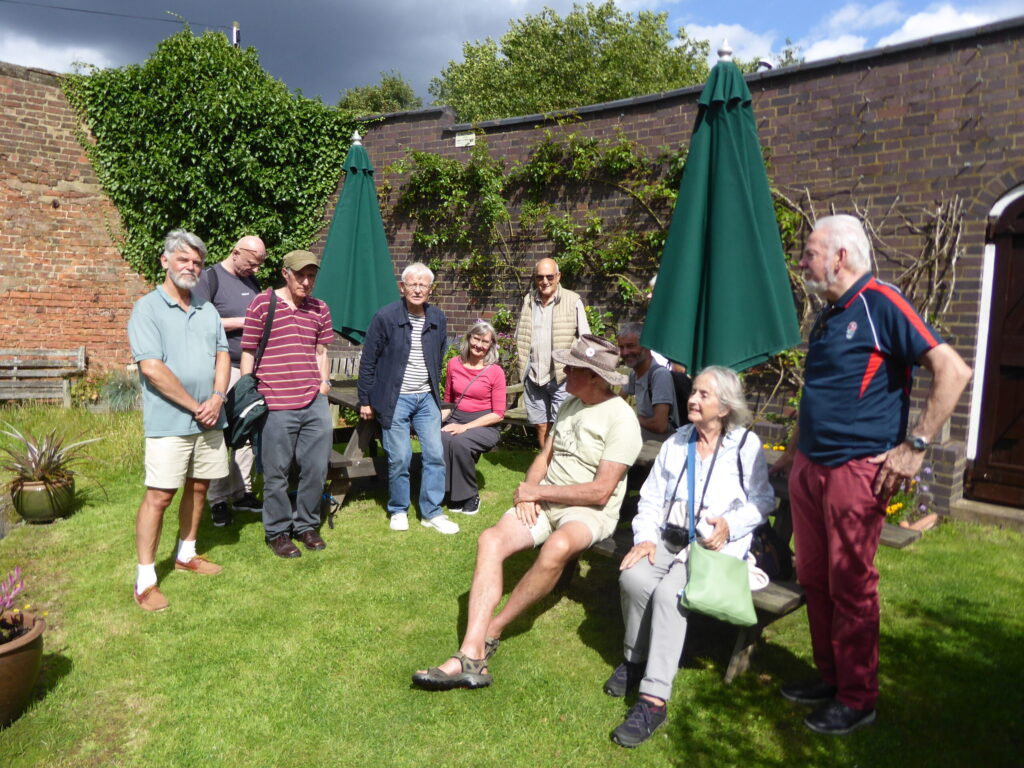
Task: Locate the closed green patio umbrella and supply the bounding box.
[642,49,800,373]
[314,131,399,344]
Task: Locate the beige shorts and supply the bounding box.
[504,503,617,548]
[144,431,229,489]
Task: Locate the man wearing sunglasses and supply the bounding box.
[515,258,590,448]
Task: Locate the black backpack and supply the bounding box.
[736,429,794,581]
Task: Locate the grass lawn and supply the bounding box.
[1,405,1022,767]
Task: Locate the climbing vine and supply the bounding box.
[63,28,360,284]
[383,126,686,305]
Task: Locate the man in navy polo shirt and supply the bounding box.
[771,215,971,735]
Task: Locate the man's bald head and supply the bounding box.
[532,258,561,302]
[227,235,267,278]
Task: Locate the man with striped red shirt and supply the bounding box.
[241,250,334,558]
[772,215,971,735]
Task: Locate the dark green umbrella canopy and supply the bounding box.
[642,59,800,373]
[314,137,399,344]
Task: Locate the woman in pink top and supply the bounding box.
[442,321,507,515]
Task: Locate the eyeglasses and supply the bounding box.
[533,273,557,282]
[403,282,432,293]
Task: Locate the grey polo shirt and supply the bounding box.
[128,286,228,437]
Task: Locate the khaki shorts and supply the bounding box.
[504,503,617,548]
[144,431,229,489]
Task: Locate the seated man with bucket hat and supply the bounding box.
[412,334,642,690]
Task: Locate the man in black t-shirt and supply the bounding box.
[192,235,267,526]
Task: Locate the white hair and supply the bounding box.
[401,262,434,284]
[695,365,752,431]
[814,214,871,273]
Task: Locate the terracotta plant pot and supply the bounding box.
[0,611,45,727]
[11,477,75,523]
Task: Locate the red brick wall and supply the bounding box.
[0,62,147,374]
[3,20,1022,507]
[311,20,1024,509]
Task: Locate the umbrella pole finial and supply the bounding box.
[718,39,733,62]
[351,130,362,145]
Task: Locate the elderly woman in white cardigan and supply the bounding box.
[605,365,774,748]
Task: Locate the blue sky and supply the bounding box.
[0,0,1020,103]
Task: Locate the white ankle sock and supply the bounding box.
[177,539,197,563]
[136,564,157,593]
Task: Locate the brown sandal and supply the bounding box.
[412,652,492,690]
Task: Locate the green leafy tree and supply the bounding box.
[776,38,805,68]
[63,29,359,283]
[338,70,423,115]
[429,1,710,122]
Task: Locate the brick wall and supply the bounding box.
[0,62,146,374]
[312,18,1024,509]
[3,18,1022,507]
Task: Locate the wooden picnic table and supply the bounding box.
[325,381,385,509]
[324,381,458,510]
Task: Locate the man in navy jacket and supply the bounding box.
[358,263,456,533]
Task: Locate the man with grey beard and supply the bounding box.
[770,215,971,734]
[128,229,230,612]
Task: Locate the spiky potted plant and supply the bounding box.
[0,424,99,523]
[0,567,45,726]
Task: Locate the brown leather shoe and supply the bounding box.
[295,529,326,551]
[134,585,169,612]
[174,555,223,575]
[267,534,301,558]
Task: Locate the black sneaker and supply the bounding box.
[233,492,262,512]
[211,502,232,527]
[450,499,477,518]
[611,699,667,748]
[603,660,645,697]
[781,679,838,705]
[804,700,876,735]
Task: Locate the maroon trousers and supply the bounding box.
[789,451,886,710]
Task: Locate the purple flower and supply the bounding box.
[918,503,929,512]
[923,466,933,475]
[920,485,930,493]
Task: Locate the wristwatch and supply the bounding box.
[906,435,929,451]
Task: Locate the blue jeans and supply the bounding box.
[382,393,445,520]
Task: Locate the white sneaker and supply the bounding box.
[389,513,409,531]
[421,514,460,534]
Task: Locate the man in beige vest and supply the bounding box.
[515,258,590,448]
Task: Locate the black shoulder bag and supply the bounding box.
[224,290,276,449]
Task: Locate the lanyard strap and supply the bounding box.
[686,429,723,541]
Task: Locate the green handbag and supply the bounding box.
[678,429,757,626]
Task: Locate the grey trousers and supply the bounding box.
[261,395,332,539]
[441,409,500,502]
[619,536,691,702]
[209,366,254,505]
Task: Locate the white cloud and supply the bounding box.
[875,4,996,47]
[823,2,904,34]
[803,34,869,61]
[0,30,114,73]
[686,23,776,65]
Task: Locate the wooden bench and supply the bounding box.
[586,455,921,683]
[0,347,86,407]
[587,477,805,684]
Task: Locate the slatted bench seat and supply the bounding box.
[0,347,86,407]
[587,495,805,684]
